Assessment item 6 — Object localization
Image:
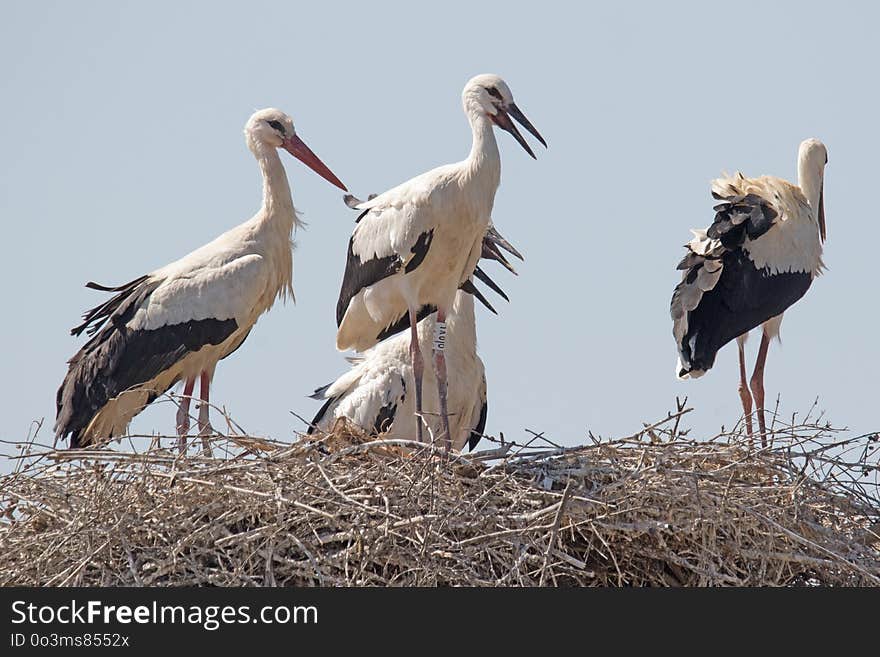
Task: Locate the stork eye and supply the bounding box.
[486,87,502,100]
[267,120,286,134]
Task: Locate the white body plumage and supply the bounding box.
[314,291,487,452]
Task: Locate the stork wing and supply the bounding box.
[130,254,268,331]
[335,192,437,327]
[467,373,488,452]
[671,176,811,377]
[56,254,269,444]
[307,363,407,437]
[335,230,403,328]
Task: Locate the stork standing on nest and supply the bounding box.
[55,109,347,452]
[671,138,828,444]
[334,74,545,449]
[311,225,521,451]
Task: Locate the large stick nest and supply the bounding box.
[1,405,878,586]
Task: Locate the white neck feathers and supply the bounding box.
[463,104,501,188]
[797,153,824,222]
[250,140,299,302]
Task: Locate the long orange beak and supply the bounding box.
[283,134,347,191]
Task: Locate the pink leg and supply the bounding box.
[198,371,214,457]
[750,333,771,448]
[737,339,754,438]
[431,308,451,452]
[177,376,195,454]
[408,307,426,443]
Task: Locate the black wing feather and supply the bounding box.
[366,227,515,342]
[336,226,435,327]
[674,192,810,375]
[335,236,402,327]
[374,304,437,343]
[72,275,151,337]
[307,394,336,436]
[403,229,433,273]
[469,401,488,452]
[372,402,397,435]
[55,280,239,447]
[679,250,811,374]
[706,193,778,247]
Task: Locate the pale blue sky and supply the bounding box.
[1,1,877,466]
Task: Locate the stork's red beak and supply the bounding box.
[283,135,348,191]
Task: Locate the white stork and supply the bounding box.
[671,138,828,443]
[310,225,521,451]
[334,74,545,449]
[55,108,347,451]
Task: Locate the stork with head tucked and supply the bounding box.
[671,138,828,444]
[334,74,545,449]
[55,109,347,451]
[311,225,521,451]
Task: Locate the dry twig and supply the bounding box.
[0,411,877,586]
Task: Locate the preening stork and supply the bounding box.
[671,138,828,443]
[334,74,545,449]
[310,226,522,452]
[55,108,347,451]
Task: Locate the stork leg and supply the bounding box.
[409,307,425,443]
[737,337,754,438]
[198,371,214,457]
[750,332,771,448]
[176,376,196,454]
[431,309,452,452]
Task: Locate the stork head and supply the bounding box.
[245,108,347,191]
[798,138,828,242]
[462,74,547,159]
